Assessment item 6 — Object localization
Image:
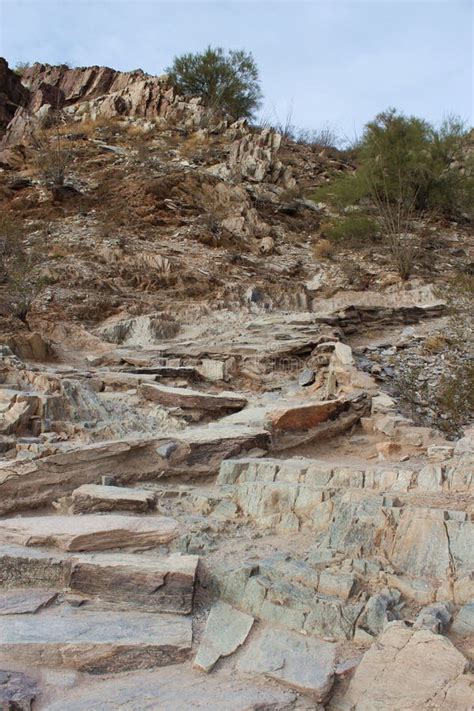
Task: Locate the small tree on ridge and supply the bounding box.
[166,46,262,120]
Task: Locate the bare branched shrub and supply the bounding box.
[368,168,419,280]
[0,215,43,324]
[312,238,335,260]
[32,111,73,193]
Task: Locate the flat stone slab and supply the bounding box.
[68,484,156,514]
[140,382,247,411]
[0,608,192,673]
[45,664,300,711]
[69,552,198,613]
[193,601,254,672]
[0,588,57,615]
[0,514,179,551]
[238,627,336,702]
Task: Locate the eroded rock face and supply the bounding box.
[0,58,29,135]
[1,61,211,146]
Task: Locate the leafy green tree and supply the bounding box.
[166,46,262,120]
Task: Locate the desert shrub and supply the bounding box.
[312,109,473,278]
[0,215,43,323]
[313,109,472,217]
[32,116,73,192]
[13,61,30,77]
[320,214,378,245]
[166,46,262,120]
[312,238,335,260]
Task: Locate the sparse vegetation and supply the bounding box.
[32,113,73,195]
[13,61,31,77]
[320,214,378,245]
[166,46,262,120]
[312,109,473,278]
[0,215,43,324]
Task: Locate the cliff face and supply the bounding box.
[0,58,29,135]
[0,59,209,145]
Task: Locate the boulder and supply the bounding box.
[328,622,470,711]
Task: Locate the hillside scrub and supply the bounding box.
[315,109,473,218]
[312,109,473,278]
[320,214,379,246]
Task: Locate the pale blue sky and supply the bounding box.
[0,0,472,139]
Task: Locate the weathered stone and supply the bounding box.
[269,398,347,432]
[414,602,452,633]
[0,428,269,514]
[139,382,247,411]
[451,602,474,636]
[69,552,197,613]
[193,601,254,672]
[0,670,37,711]
[238,627,336,701]
[45,664,301,711]
[0,608,192,672]
[68,484,156,513]
[0,544,68,589]
[328,622,469,711]
[0,514,179,551]
[299,369,315,387]
[0,588,57,615]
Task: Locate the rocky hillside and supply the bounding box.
[0,59,472,710]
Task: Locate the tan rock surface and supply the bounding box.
[0,608,192,672]
[329,622,470,711]
[139,382,247,411]
[43,664,302,710]
[69,552,197,613]
[68,484,156,513]
[0,514,179,551]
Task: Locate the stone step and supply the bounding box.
[0,608,192,673]
[0,544,198,615]
[0,544,68,588]
[139,382,247,411]
[0,514,179,552]
[0,429,270,515]
[64,484,157,514]
[44,664,301,711]
[69,552,198,613]
[218,456,471,493]
[0,588,57,615]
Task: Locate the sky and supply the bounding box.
[0,0,472,140]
